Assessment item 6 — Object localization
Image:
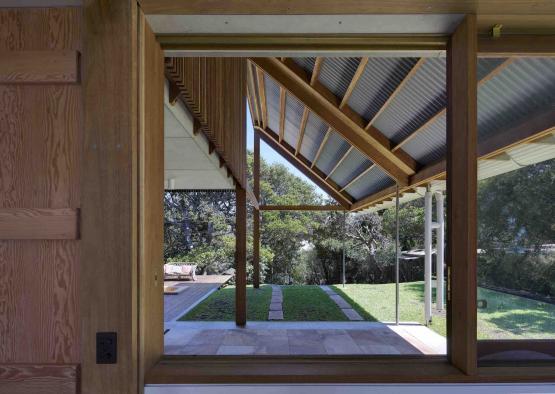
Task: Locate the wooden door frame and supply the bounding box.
[82,2,555,391]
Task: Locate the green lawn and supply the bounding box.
[282,285,347,321]
[332,282,446,337]
[179,285,272,321]
[332,282,555,339]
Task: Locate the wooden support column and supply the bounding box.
[235,184,247,326]
[446,14,478,376]
[253,133,261,289]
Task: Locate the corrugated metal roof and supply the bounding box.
[318,57,361,99]
[252,56,555,207]
[283,93,304,148]
[264,73,281,135]
[329,148,372,188]
[292,57,316,76]
[477,57,555,142]
[299,112,328,163]
[402,112,446,165]
[373,57,446,144]
[314,130,350,174]
[348,57,419,122]
[345,166,395,201]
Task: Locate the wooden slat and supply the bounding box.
[340,164,374,193]
[0,50,79,83]
[256,68,268,128]
[255,126,352,208]
[279,87,286,142]
[0,364,78,394]
[260,205,344,211]
[446,14,478,376]
[235,184,247,326]
[0,208,79,240]
[340,57,368,108]
[311,128,331,168]
[250,57,412,185]
[295,108,309,155]
[326,146,353,180]
[167,57,247,188]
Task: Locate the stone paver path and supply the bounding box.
[268,285,283,320]
[320,285,363,321]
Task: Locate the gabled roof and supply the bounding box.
[248,56,555,211]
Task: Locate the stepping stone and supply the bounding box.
[269,302,282,311]
[271,296,283,303]
[268,310,283,320]
[342,308,363,321]
[330,294,351,309]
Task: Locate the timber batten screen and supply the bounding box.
[166,57,248,189]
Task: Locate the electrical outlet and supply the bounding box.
[96,332,117,364]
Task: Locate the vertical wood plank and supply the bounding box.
[138,9,165,388]
[235,184,247,326]
[0,8,81,373]
[446,14,478,376]
[253,133,261,289]
[82,1,138,393]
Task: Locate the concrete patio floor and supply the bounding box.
[164,321,446,356]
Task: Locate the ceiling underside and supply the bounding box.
[248,56,555,211]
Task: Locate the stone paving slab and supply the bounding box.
[319,285,363,321]
[268,310,283,320]
[269,302,282,311]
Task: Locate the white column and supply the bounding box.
[424,188,433,324]
[435,191,445,311]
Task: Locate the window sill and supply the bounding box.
[145,356,555,384]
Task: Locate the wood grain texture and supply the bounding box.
[0,7,81,374]
[138,10,165,388]
[0,50,79,83]
[446,14,478,376]
[235,184,247,326]
[138,0,555,15]
[0,364,78,394]
[81,1,138,393]
[145,357,555,384]
[0,208,79,239]
[165,57,247,189]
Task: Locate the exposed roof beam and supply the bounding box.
[392,58,514,152]
[279,87,286,142]
[479,35,555,57]
[311,128,331,169]
[260,205,344,211]
[247,64,262,124]
[365,58,426,129]
[296,59,322,156]
[326,146,353,180]
[255,125,353,209]
[352,105,555,211]
[340,57,368,109]
[256,68,268,128]
[296,108,309,155]
[250,57,413,185]
[339,164,374,192]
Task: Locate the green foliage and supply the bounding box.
[478,159,555,296]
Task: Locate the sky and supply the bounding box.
[246,109,327,197]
